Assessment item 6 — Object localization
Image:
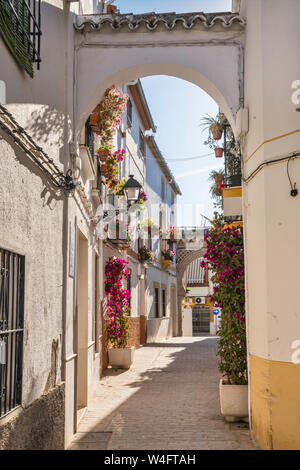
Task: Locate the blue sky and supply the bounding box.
[116,0,232,14]
[116,0,231,225]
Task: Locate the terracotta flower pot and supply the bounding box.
[107,5,116,14]
[100,164,110,177]
[98,148,110,162]
[210,123,224,140]
[89,112,100,131]
[214,147,224,158]
[214,174,224,186]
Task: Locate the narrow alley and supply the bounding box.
[69,338,258,450]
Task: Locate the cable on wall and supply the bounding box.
[243,151,300,198]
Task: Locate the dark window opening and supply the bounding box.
[127,98,132,128]
[162,289,166,317]
[139,129,145,157]
[0,248,25,417]
[147,226,152,251]
[127,272,131,312]
[154,287,159,318]
[85,119,95,159]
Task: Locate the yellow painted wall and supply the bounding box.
[250,354,300,450]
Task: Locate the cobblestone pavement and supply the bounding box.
[69,337,259,450]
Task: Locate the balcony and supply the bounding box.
[222,174,242,217]
[176,227,206,250]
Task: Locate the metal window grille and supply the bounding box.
[0,1,42,77]
[0,248,25,417]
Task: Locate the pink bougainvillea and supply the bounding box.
[202,216,247,385]
[105,258,131,348]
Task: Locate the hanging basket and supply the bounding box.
[210,123,224,140]
[214,147,224,158]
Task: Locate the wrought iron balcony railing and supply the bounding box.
[224,174,242,188]
[0,0,42,77]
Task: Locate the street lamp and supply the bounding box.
[123,175,142,205]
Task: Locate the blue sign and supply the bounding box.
[213,308,220,316]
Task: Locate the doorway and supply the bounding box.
[76,230,89,417]
[192,306,210,335]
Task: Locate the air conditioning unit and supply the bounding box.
[195,297,205,305]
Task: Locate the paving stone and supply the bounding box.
[69,337,259,450]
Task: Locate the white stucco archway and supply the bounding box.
[73,12,245,139]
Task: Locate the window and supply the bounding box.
[162,287,167,317]
[0,1,42,77]
[147,225,152,251]
[127,270,132,313]
[127,98,133,128]
[154,285,160,318]
[139,129,145,157]
[161,177,165,202]
[0,248,25,417]
[85,119,95,159]
[108,190,115,208]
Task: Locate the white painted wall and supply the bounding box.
[242,0,300,363]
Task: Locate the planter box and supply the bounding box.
[219,379,248,422]
[108,347,135,369]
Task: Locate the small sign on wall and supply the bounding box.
[69,222,75,278]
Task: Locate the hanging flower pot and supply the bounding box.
[89,112,100,131]
[214,147,224,158]
[210,123,224,140]
[214,174,224,186]
[100,163,110,177]
[98,148,111,162]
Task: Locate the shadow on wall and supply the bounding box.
[25,105,72,165]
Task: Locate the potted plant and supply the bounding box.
[210,169,224,187]
[138,246,154,262]
[105,258,134,369]
[168,226,181,242]
[200,113,226,140]
[161,248,175,261]
[97,146,111,161]
[202,216,248,422]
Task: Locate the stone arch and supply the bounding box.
[176,246,206,336]
[74,15,245,139]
